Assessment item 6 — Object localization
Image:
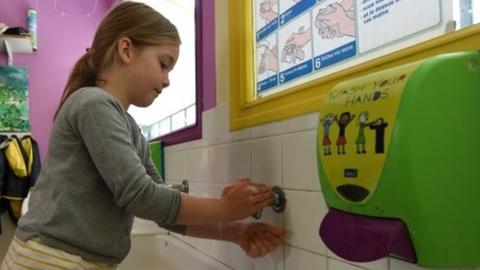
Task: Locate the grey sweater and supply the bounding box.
[16,87,182,263]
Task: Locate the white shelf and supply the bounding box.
[0,35,33,53]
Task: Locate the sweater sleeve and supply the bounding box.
[69,92,181,225]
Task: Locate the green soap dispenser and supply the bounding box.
[317,51,480,268]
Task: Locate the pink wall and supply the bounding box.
[0,0,114,158]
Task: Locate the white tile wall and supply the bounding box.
[282,130,320,191]
[251,137,282,188]
[389,259,428,270]
[229,244,254,270]
[208,142,252,184]
[282,112,319,133]
[329,258,365,270]
[253,247,284,270]
[283,190,328,256]
[201,104,250,146]
[184,147,206,182]
[161,106,478,270]
[328,252,389,270]
[251,201,284,270]
[250,122,283,139]
[284,246,327,270]
[164,150,185,181]
[121,234,232,270]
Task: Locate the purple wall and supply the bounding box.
[0,0,114,158]
[202,0,216,111]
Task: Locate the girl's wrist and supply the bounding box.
[218,197,235,223]
[229,222,245,244]
[218,222,243,243]
[218,197,227,222]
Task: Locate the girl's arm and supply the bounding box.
[74,94,273,226]
[185,222,285,258]
[175,180,274,224]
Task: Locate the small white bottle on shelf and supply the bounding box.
[27,8,37,51]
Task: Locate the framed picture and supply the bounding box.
[0,65,30,132]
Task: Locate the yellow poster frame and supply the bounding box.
[229,0,480,131]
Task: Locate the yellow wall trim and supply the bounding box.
[229,0,480,130]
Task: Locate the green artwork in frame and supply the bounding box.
[0,65,30,132]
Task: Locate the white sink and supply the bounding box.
[120,234,231,270]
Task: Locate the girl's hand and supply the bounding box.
[235,222,285,258]
[220,178,273,221]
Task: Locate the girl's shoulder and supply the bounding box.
[61,87,126,121]
[70,87,114,102]
[68,87,123,110]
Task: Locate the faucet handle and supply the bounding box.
[180,179,189,193]
[271,186,286,213]
[168,179,189,193]
[251,185,287,219]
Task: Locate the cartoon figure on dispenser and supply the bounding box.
[335,112,355,155]
[355,111,373,154]
[369,117,389,154]
[320,113,335,155]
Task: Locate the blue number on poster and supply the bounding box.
[257,75,279,92]
[279,60,313,84]
[314,41,357,70]
[279,0,316,26]
[257,19,279,41]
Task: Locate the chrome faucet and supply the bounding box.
[168,179,189,193]
[252,186,287,219]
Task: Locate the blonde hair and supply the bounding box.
[54,1,181,119]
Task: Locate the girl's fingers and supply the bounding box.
[235,178,251,184]
[264,231,283,246]
[253,235,269,256]
[249,182,268,190]
[251,191,273,204]
[257,232,277,251]
[248,242,261,258]
[241,224,286,258]
[270,227,286,237]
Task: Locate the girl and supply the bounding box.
[1,2,284,269]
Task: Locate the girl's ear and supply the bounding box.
[116,37,134,64]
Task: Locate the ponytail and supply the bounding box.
[54,52,98,120]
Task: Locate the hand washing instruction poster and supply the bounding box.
[357,0,441,53]
[254,0,441,94]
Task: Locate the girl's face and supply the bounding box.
[126,43,179,107]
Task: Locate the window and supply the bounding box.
[127,0,215,145]
[453,0,480,28]
[229,0,480,130]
